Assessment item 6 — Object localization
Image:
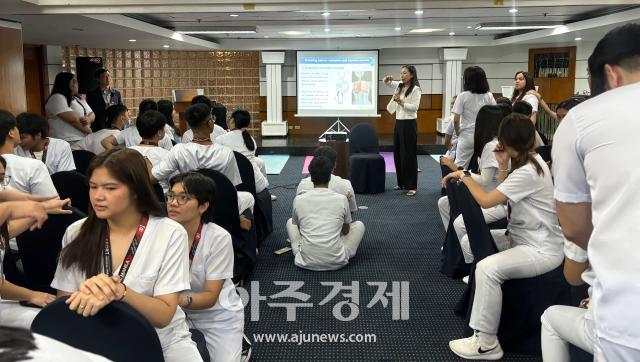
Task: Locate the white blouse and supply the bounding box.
[384,80,422,120]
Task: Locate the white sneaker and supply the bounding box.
[462,275,469,284]
[449,332,503,360]
[271,194,277,201]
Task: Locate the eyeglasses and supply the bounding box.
[0,175,11,187]
[166,191,193,205]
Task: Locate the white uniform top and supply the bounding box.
[477,138,500,191]
[15,137,76,174]
[115,127,173,150]
[129,145,173,193]
[384,80,421,119]
[51,216,193,350]
[185,222,243,325]
[72,129,120,155]
[45,94,93,143]
[552,81,640,350]
[152,143,242,186]
[496,154,563,256]
[444,114,458,159]
[3,153,58,196]
[215,130,268,193]
[164,124,182,144]
[29,333,112,362]
[292,188,351,271]
[520,94,540,113]
[453,91,497,134]
[296,174,357,213]
[181,126,226,144]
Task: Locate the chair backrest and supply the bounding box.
[31,297,164,362]
[440,179,470,278]
[233,152,257,196]
[454,181,499,261]
[4,207,86,293]
[50,171,90,214]
[536,145,552,163]
[196,169,242,236]
[349,123,379,154]
[71,150,96,176]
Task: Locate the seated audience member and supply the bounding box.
[129,110,173,193]
[540,240,594,361]
[151,104,254,218]
[15,112,76,174]
[287,156,365,271]
[101,99,173,151]
[73,104,129,154]
[296,146,357,213]
[166,172,244,361]
[181,96,226,143]
[44,72,94,145]
[158,99,182,144]
[215,110,271,198]
[443,113,564,360]
[495,97,513,118]
[513,101,546,146]
[0,111,57,196]
[51,148,202,362]
[439,105,507,265]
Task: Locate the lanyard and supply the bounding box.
[188,222,204,268]
[103,214,149,281]
[30,138,49,163]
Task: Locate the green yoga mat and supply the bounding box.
[258,155,290,175]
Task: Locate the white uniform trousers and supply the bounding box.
[0,300,40,329]
[187,309,244,362]
[237,191,255,215]
[541,304,594,361]
[454,130,474,169]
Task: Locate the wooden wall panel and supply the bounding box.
[0,26,27,115]
[261,94,442,135]
[23,45,46,115]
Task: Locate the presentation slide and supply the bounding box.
[296,50,379,117]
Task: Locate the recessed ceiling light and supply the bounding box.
[322,12,330,16]
[264,35,270,38]
[230,14,239,17]
[128,39,136,42]
[415,10,424,15]
[163,44,170,48]
[574,37,582,41]
[409,28,443,33]
[466,26,472,29]
[324,28,330,32]
[395,27,402,31]
[449,32,455,35]
[278,30,310,35]
[509,8,519,13]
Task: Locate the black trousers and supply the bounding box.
[393,118,418,190]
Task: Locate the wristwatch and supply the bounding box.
[463,170,471,177]
[183,295,193,308]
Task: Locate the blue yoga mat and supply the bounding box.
[259,155,290,175]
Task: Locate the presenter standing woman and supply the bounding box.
[384,65,422,196]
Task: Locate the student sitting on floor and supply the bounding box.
[0,110,58,196]
[167,172,245,361]
[15,112,76,174]
[72,104,129,155]
[442,113,564,360]
[287,156,365,271]
[296,146,357,213]
[101,99,173,151]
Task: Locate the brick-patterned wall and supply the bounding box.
[61,47,260,129]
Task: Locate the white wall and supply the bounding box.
[261,42,597,98]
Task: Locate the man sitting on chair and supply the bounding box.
[287,156,365,271]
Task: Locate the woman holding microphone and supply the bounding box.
[384,65,422,196]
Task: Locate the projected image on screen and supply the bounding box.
[297,50,379,117]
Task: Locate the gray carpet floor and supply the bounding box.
[245,155,540,361]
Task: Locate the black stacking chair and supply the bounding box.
[32,297,164,362]
[453,181,570,355]
[349,123,385,194]
[440,180,470,279]
[3,207,86,294]
[234,152,273,244]
[71,150,96,176]
[51,171,89,214]
[536,145,552,163]
[197,169,257,283]
[190,328,211,362]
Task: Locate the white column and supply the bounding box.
[261,52,288,136]
[439,48,468,121]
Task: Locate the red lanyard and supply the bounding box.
[30,138,49,163]
[188,222,204,268]
[103,214,149,281]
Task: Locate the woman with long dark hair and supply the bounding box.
[45,72,94,144]
[167,172,244,361]
[51,148,202,361]
[383,65,422,196]
[158,99,183,143]
[442,113,563,360]
[452,66,496,169]
[510,71,539,124]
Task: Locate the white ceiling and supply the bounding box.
[2,0,640,50]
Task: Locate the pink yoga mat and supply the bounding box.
[302,152,396,174]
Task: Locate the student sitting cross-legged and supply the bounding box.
[166,172,245,361]
[287,156,365,271]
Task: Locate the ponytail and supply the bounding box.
[231,109,254,151]
[242,130,255,151]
